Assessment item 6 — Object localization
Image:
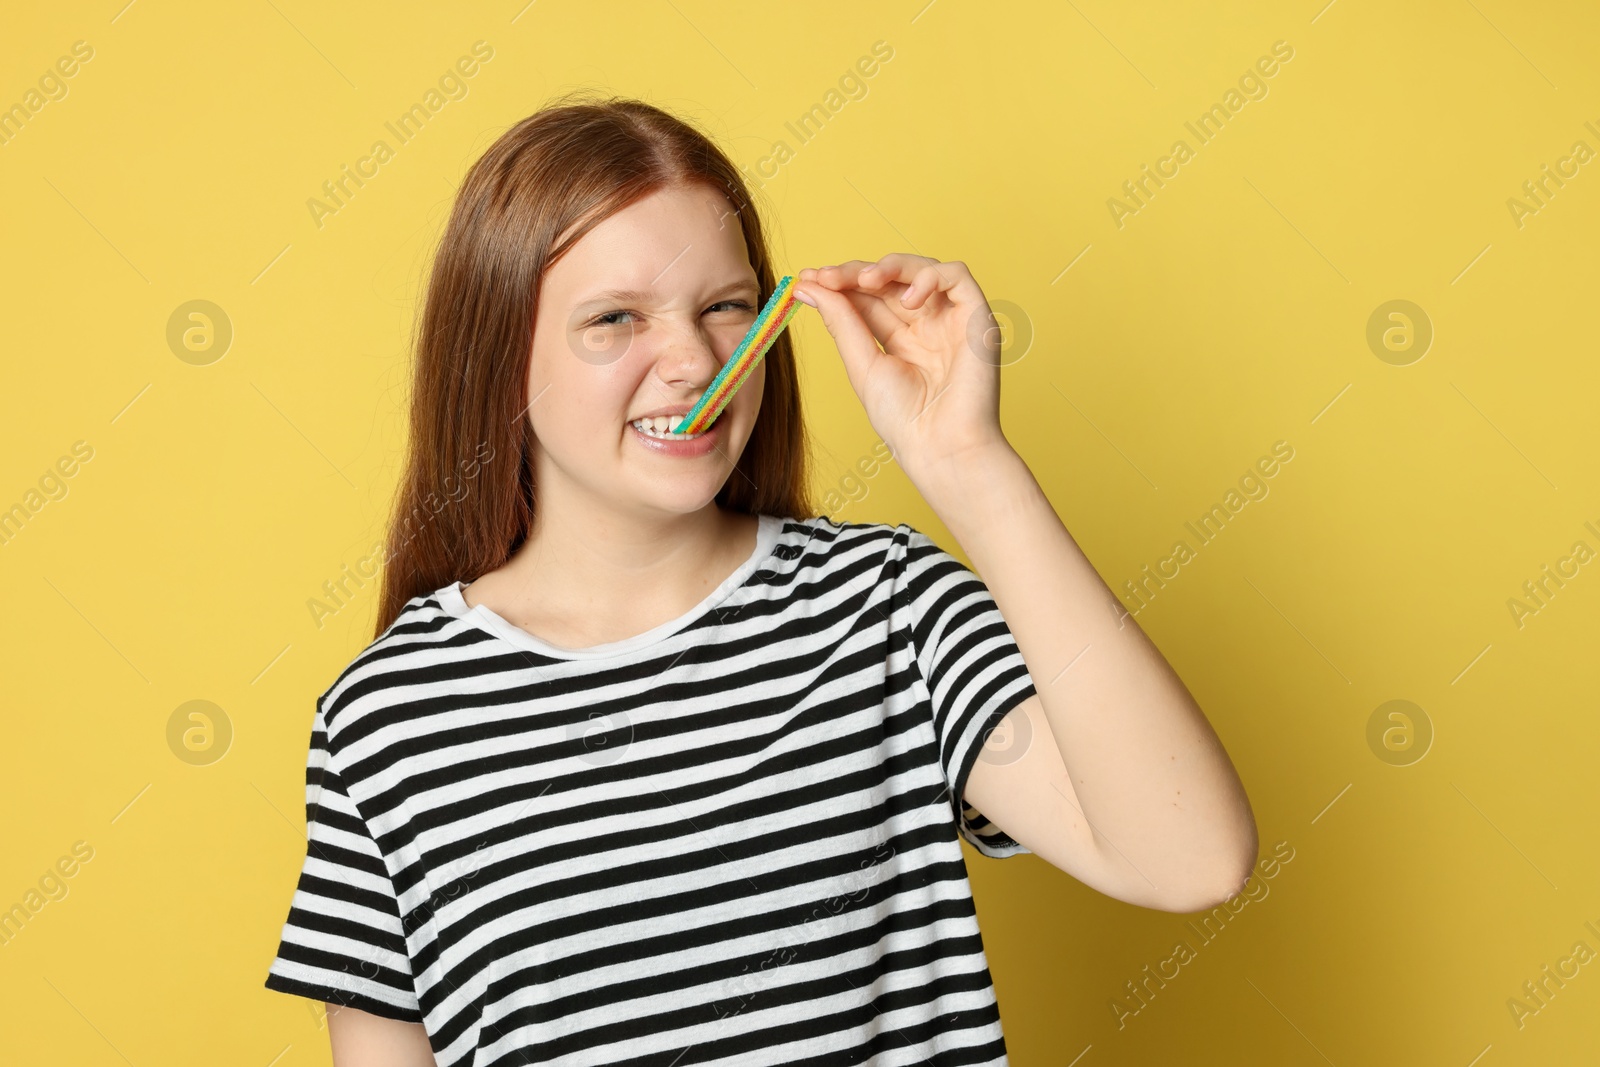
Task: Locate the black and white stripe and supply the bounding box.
[265,515,1038,1066]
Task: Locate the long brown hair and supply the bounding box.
[373,92,815,638]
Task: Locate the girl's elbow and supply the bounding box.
[1180,814,1261,912]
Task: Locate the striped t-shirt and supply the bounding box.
[264,513,1039,1066]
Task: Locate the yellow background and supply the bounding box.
[2,1,1597,1064]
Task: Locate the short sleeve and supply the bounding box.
[899,524,1039,859]
[263,700,423,1022]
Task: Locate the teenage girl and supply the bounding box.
[265,94,1256,1067]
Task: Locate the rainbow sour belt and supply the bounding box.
[671,275,801,435]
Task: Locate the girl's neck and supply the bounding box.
[462,506,759,650]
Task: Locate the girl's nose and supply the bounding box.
[653,321,723,389]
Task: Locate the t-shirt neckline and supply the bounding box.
[435,512,784,660]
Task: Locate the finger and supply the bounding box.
[859,254,954,309]
[792,280,884,395]
[836,285,907,349]
[813,260,880,291]
[901,260,982,309]
[850,264,914,304]
[811,257,946,335]
[817,259,923,326]
[857,252,938,294]
[863,254,983,310]
[858,252,937,289]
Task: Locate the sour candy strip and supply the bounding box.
[672,275,800,435]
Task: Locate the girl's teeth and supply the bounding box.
[632,418,705,440]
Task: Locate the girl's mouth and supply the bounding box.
[626,414,722,456]
[629,416,708,441]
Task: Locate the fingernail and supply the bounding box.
[794,289,816,307]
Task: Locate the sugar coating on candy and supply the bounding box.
[672,276,800,435]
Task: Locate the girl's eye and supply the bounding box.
[585,299,752,327]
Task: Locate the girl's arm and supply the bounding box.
[919,440,1257,910]
[794,256,1257,912]
[327,1003,437,1067]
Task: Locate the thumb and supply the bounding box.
[794,281,882,396]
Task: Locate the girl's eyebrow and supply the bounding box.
[571,278,759,312]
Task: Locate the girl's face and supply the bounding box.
[526,182,767,519]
